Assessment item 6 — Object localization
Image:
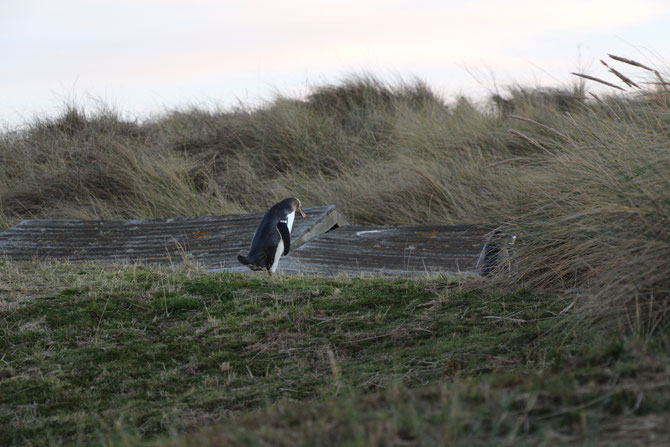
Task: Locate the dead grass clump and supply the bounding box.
[486,57,670,332]
[307,75,394,114]
[28,105,144,140]
[0,106,242,223]
[499,84,587,114]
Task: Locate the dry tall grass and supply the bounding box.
[1,61,668,332]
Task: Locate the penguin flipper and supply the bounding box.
[277,221,291,256]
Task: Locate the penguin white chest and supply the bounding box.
[270,211,295,273]
[286,211,295,233]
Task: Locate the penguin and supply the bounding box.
[237,197,307,274]
[475,225,517,277]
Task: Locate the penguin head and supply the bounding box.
[279,197,307,219]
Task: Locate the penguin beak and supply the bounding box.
[297,202,307,219]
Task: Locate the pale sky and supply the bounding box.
[2,0,670,128]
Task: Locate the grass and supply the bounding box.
[1,54,670,444]
[2,57,669,334]
[1,261,668,446]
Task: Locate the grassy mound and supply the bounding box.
[1,262,667,446]
[2,56,669,333]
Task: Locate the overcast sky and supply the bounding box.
[2,0,670,128]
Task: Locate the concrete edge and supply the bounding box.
[293,205,350,248]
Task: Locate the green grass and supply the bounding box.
[1,262,668,446]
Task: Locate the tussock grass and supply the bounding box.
[1,61,669,334]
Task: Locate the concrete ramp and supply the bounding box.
[277,225,493,276]
[0,205,347,269]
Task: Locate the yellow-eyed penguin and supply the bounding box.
[237,197,307,274]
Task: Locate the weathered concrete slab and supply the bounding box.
[276,224,494,276]
[0,205,502,276]
[0,205,348,269]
